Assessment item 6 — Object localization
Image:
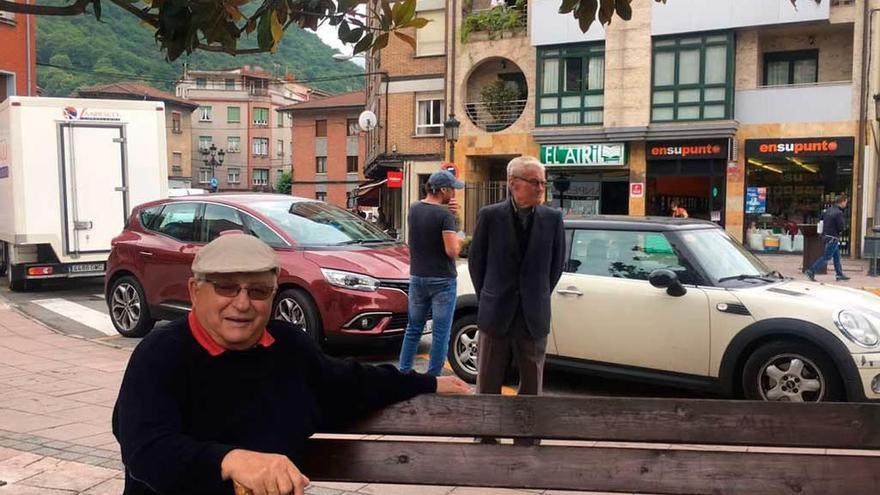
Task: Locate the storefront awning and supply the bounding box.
[353,179,386,207]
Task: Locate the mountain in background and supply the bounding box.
[36,2,364,97]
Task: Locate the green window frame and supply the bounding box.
[253,107,269,125]
[651,31,734,122]
[227,106,240,123]
[537,43,605,127]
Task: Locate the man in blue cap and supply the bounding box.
[399,169,465,376]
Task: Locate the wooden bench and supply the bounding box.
[256,395,880,494]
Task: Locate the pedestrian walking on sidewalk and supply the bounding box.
[112,233,470,495]
[806,195,851,282]
[398,169,464,376]
[468,156,565,424]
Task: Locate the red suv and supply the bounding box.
[105,194,411,345]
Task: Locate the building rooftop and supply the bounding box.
[279,90,365,112]
[78,82,199,110]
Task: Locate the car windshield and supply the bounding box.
[676,228,776,285]
[249,199,392,246]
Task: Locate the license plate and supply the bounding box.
[68,263,105,273]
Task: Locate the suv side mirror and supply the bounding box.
[649,269,687,297]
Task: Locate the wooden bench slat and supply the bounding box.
[302,439,880,495]
[330,395,880,449]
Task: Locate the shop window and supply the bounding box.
[538,43,605,126]
[651,32,733,122]
[763,50,818,86]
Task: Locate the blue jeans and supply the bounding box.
[398,276,457,377]
[808,236,844,277]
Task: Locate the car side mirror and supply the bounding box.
[649,269,687,297]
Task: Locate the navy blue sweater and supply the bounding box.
[112,318,436,495]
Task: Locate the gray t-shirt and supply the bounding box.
[408,201,457,278]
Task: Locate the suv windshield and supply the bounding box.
[676,228,776,285]
[250,199,392,246]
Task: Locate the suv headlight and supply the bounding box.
[321,269,380,292]
[834,310,880,348]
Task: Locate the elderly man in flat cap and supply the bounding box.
[113,234,470,495]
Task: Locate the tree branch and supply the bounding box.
[0,0,92,16]
[106,0,159,27]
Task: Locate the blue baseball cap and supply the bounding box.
[427,170,464,190]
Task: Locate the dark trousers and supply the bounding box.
[476,332,547,396]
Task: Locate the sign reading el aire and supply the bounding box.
[541,144,627,167]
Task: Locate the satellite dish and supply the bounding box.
[358,110,378,132]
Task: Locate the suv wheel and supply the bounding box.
[742,340,843,402]
[109,276,156,338]
[273,288,322,344]
[448,314,479,384]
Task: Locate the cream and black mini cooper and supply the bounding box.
[450,217,880,402]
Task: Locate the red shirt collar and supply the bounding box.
[188,312,275,357]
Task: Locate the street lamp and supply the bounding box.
[444,115,460,161]
[201,144,225,192]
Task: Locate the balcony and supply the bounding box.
[462,0,527,43]
[735,82,852,124]
[465,99,527,132]
[464,58,528,132]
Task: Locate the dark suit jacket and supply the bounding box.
[468,200,566,338]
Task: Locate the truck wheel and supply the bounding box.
[108,276,155,338]
[742,340,843,402]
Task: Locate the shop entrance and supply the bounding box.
[743,137,854,255]
[646,160,726,223]
[547,171,630,216]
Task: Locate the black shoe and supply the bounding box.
[806,271,816,281]
[837,275,851,281]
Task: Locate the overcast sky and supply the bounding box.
[314,18,365,67]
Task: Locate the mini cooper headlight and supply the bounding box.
[834,310,880,348]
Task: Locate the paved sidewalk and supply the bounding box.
[0,302,618,495]
[757,254,880,291]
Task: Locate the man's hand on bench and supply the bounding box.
[222,449,310,495]
[436,376,472,395]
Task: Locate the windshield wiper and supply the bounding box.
[334,239,390,246]
[717,274,777,283]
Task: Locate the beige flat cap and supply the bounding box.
[191,233,279,275]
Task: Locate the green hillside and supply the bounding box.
[36,2,364,97]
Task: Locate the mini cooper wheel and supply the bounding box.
[743,340,843,402]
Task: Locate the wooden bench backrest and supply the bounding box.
[298,395,880,494]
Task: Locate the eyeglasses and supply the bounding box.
[202,279,276,300]
[512,175,548,188]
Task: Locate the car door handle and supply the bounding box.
[556,288,583,296]
[138,251,154,257]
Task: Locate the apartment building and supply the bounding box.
[0,2,37,101]
[368,0,880,257]
[175,67,314,192]
[281,91,365,207]
[363,0,448,234]
[78,82,199,189]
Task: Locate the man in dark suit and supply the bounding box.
[468,156,566,401]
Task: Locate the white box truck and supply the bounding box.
[0,97,168,290]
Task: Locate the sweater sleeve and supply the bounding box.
[301,334,437,428]
[112,335,235,495]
